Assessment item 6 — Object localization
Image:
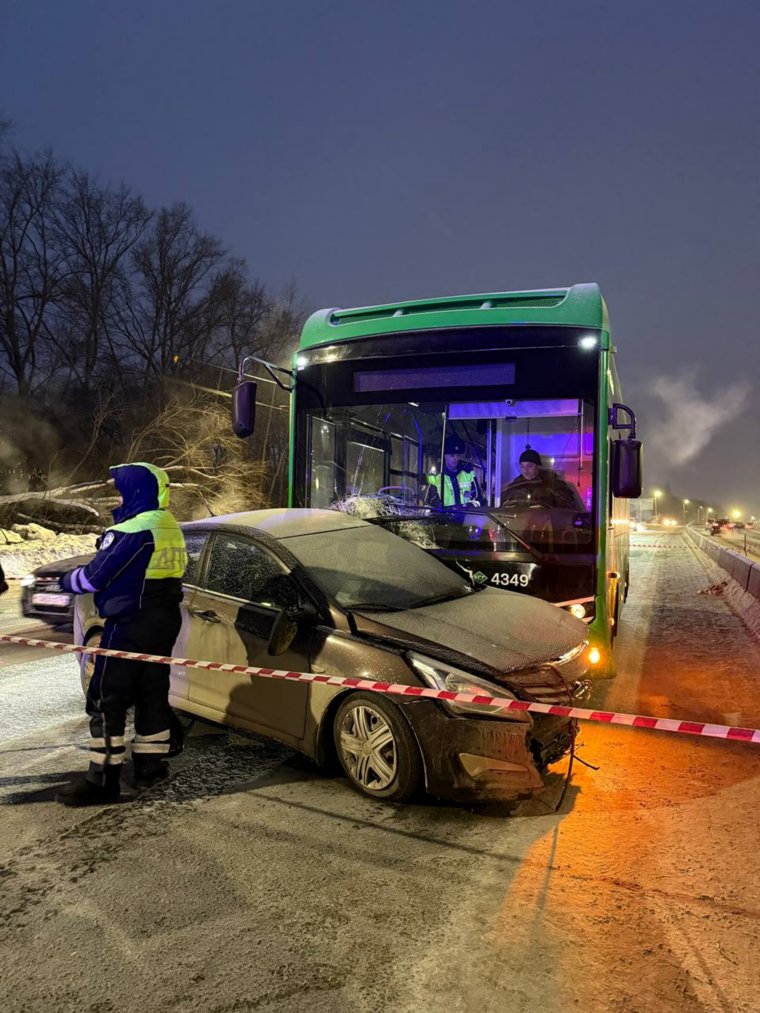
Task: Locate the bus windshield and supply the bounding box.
[306,397,595,555]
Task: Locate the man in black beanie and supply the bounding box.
[501,448,584,510]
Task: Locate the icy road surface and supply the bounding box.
[2,533,760,1012]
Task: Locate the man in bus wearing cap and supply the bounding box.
[501,448,584,510]
[426,435,482,509]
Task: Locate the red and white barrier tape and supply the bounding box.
[3,633,760,745]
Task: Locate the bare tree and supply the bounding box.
[0,151,65,394]
[116,204,227,386]
[125,392,268,518]
[51,171,151,396]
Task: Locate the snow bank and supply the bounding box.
[0,533,98,577]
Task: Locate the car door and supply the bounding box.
[170,530,211,703]
[186,531,311,742]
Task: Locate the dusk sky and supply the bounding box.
[2,0,758,513]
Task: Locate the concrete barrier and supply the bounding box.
[685,526,760,599]
[730,555,753,592]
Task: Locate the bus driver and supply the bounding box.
[501,448,584,511]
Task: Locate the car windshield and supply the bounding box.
[282,524,473,611]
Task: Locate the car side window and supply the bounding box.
[183,532,208,586]
[204,534,299,610]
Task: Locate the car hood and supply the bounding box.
[354,587,586,674]
[32,554,94,577]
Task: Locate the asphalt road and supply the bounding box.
[2,536,760,1012]
[713,527,760,562]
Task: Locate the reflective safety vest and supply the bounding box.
[427,468,479,507]
[110,509,188,578]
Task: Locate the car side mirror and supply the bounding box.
[266,600,317,656]
[267,609,299,656]
[232,380,257,438]
[611,439,642,498]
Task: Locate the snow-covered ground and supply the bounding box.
[0,532,97,576]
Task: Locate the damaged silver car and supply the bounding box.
[76,509,592,804]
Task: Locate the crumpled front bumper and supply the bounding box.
[401,699,575,803]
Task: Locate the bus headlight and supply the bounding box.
[562,601,594,622]
[407,653,526,720]
[20,574,35,587]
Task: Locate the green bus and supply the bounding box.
[233,283,642,676]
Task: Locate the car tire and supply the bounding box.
[80,628,103,697]
[333,692,423,803]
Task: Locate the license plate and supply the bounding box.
[32,592,71,607]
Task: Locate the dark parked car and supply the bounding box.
[20,554,94,628]
[75,509,592,805]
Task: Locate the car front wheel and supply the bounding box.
[333,692,423,803]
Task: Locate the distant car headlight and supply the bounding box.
[20,575,35,587]
[407,652,527,720]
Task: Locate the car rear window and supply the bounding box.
[183,531,209,586]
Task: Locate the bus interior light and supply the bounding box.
[578,335,598,350]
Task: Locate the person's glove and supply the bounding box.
[60,569,76,593]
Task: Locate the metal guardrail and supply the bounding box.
[684,526,760,599]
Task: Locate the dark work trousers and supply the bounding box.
[86,604,182,785]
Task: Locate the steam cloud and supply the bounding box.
[649,372,750,466]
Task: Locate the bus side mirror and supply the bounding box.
[232,380,257,438]
[611,439,642,499]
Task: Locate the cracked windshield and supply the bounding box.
[307,397,595,557]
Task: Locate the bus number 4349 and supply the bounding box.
[491,572,530,588]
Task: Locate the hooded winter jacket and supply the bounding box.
[62,463,187,619]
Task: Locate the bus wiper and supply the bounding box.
[484,511,544,560]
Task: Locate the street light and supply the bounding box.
[682,498,690,525]
[652,488,663,521]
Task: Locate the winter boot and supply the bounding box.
[56,766,122,807]
[132,758,170,788]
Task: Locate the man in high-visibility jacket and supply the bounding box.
[56,462,188,806]
[426,435,481,509]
